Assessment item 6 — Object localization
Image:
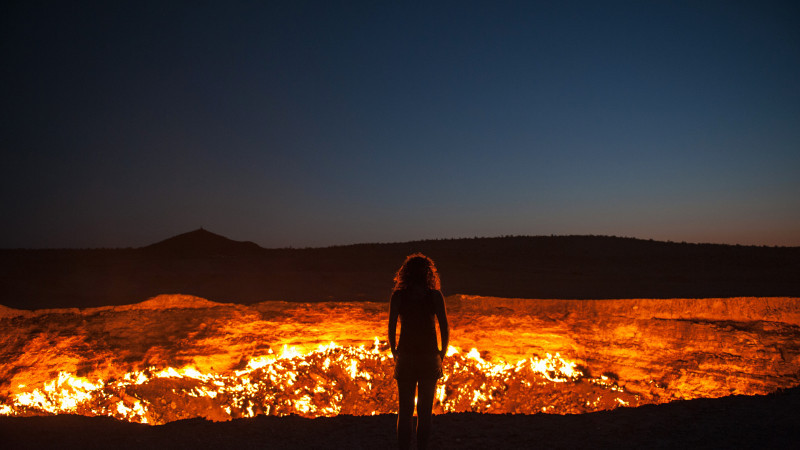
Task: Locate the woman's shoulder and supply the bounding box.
[391,288,414,301]
[422,288,443,298]
[429,288,444,302]
[423,288,445,305]
[392,287,439,300]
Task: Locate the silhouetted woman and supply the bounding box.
[388,253,449,450]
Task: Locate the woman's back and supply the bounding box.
[395,287,439,354]
[388,253,449,450]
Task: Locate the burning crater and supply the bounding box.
[1,295,798,424]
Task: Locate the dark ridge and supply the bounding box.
[143,228,265,257]
[1,232,799,309]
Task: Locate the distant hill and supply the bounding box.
[143,228,264,257]
[1,231,799,309]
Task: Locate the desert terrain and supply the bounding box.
[1,229,799,309]
[1,230,799,448]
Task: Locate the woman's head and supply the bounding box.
[393,253,441,291]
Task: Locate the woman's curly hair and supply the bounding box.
[393,253,441,291]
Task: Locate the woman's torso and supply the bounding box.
[396,287,438,354]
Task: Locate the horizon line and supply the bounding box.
[2,231,798,251]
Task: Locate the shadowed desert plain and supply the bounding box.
[2,229,799,309]
[1,230,799,448]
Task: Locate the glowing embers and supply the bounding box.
[12,372,102,415]
[8,371,148,423]
[438,348,638,414]
[1,339,638,424]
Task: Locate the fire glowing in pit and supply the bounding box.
[2,295,798,425]
[2,338,636,424]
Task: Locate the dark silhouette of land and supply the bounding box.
[1,229,799,309]
[2,386,798,449]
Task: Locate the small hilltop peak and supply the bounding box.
[143,228,264,257]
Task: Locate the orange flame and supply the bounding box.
[0,338,637,424]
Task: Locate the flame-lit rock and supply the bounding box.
[1,294,798,424]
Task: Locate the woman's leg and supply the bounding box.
[416,378,437,450]
[396,379,416,450]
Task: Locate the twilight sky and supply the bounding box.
[2,1,799,248]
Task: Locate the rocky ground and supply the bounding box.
[2,295,798,419]
[2,386,799,449]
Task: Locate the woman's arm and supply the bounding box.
[434,290,449,358]
[388,291,399,357]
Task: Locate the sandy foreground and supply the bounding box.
[2,386,798,449]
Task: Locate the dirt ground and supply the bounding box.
[2,386,798,449]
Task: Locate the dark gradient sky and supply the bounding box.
[2,1,799,248]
